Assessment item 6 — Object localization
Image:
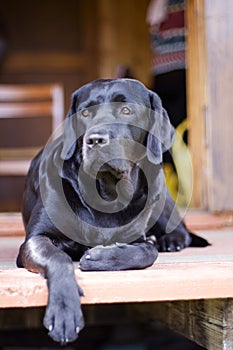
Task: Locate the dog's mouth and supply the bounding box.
[97,159,133,180]
[94,160,135,203]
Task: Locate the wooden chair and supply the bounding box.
[0,84,64,211]
[0,83,64,176]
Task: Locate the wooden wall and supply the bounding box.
[96,0,151,84]
[205,0,233,211]
[0,0,98,112]
[0,0,151,211]
[0,0,151,111]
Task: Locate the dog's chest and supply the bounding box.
[73,203,155,246]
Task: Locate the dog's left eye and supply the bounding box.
[121,106,132,115]
[81,109,90,117]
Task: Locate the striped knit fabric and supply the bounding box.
[150,0,186,75]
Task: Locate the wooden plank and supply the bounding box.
[1,210,232,235]
[184,210,233,230]
[1,259,233,308]
[0,84,55,101]
[0,84,64,135]
[0,102,52,118]
[0,213,24,237]
[186,0,208,208]
[0,237,24,264]
[0,147,40,160]
[131,299,233,350]
[0,160,30,176]
[1,229,233,308]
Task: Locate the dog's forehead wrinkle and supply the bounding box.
[76,79,151,109]
[111,93,127,102]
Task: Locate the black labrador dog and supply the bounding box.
[17,78,208,344]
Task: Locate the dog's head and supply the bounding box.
[61,79,174,178]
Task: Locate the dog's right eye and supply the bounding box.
[81,109,90,117]
[121,106,132,115]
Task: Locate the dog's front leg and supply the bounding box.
[79,241,158,271]
[17,235,84,345]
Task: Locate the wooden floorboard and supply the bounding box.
[0,228,233,308]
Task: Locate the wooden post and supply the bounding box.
[186,0,233,211]
[186,0,208,208]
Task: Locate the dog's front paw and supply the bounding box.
[79,244,121,271]
[158,232,191,252]
[79,242,158,271]
[43,279,84,345]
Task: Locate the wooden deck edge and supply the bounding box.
[0,211,233,237]
[1,259,233,308]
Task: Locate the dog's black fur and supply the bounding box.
[17,79,208,344]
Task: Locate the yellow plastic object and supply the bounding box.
[164,119,193,207]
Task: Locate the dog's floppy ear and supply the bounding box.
[146,91,175,164]
[61,92,78,160]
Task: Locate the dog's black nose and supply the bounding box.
[85,133,109,148]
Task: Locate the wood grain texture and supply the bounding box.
[1,53,85,74]
[131,299,233,350]
[186,0,208,208]
[0,84,59,101]
[0,102,52,118]
[97,0,151,85]
[0,229,233,308]
[1,259,233,309]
